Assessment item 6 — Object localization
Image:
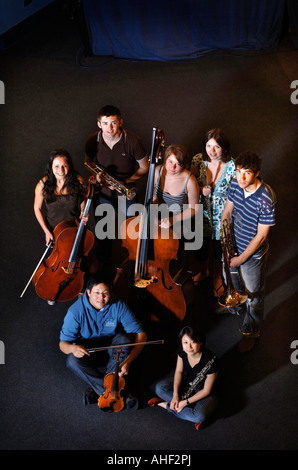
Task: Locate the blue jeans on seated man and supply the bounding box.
[227,251,268,337]
[155,377,218,424]
[66,333,134,396]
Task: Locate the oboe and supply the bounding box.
[203,165,213,227]
[181,356,216,400]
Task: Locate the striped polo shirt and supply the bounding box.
[227,177,276,258]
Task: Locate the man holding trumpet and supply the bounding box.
[84,105,149,203]
[84,105,149,264]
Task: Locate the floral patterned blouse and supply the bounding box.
[192,153,236,240]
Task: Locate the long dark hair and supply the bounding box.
[202,128,231,163]
[42,149,84,203]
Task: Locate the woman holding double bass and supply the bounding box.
[153,144,200,240]
[115,135,199,322]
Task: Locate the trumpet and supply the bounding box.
[218,219,248,308]
[84,162,137,201]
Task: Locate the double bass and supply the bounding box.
[31,183,95,302]
[115,127,192,321]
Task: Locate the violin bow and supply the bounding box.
[87,339,164,353]
[20,241,54,298]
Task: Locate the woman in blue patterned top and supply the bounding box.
[191,129,235,297]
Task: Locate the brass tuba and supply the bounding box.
[84,162,137,201]
[218,219,248,307]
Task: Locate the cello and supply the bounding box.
[114,127,192,321]
[32,183,95,302]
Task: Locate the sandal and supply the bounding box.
[194,422,203,431]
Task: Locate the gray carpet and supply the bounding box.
[0,5,297,452]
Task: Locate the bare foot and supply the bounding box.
[157,402,167,409]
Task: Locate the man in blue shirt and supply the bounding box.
[59,275,147,407]
[221,151,276,352]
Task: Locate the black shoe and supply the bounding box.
[83,387,99,405]
[125,394,139,410]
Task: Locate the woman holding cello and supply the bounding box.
[34,148,87,247]
[32,149,94,305]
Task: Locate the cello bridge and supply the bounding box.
[62,266,75,275]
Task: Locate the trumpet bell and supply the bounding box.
[126,187,137,201]
[218,290,248,307]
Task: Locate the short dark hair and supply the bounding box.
[178,325,206,347]
[97,105,122,122]
[86,274,113,292]
[165,144,189,169]
[235,150,262,174]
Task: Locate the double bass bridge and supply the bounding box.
[134,276,157,288]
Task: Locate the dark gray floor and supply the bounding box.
[0,8,297,452]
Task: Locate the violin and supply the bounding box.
[31,183,95,302]
[95,340,164,412]
[114,127,193,321]
[98,348,125,413]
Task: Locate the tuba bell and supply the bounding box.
[218,219,248,308]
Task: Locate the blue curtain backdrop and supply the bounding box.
[82,0,286,61]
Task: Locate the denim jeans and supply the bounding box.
[155,377,218,424]
[66,333,133,396]
[227,251,268,337]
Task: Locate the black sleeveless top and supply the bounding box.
[40,180,82,231]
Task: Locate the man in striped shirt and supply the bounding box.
[221,151,276,351]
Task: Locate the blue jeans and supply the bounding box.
[227,252,268,337]
[66,333,133,396]
[155,376,218,424]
